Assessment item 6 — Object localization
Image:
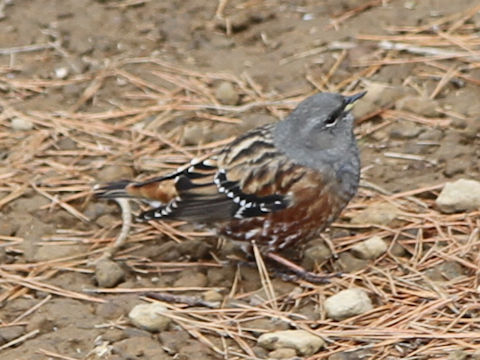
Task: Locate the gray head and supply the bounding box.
[273,92,365,172]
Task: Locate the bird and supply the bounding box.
[95,91,366,281]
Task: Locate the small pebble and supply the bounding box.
[181,123,208,146]
[257,330,325,356]
[202,289,223,303]
[243,318,290,335]
[11,194,50,213]
[0,247,7,263]
[0,217,18,236]
[443,158,467,177]
[335,252,368,273]
[174,271,207,288]
[324,288,373,320]
[25,316,55,334]
[84,202,111,221]
[128,303,171,332]
[95,259,125,288]
[215,81,239,105]
[57,137,77,150]
[11,117,34,131]
[96,300,125,320]
[390,242,407,257]
[404,0,416,10]
[34,244,84,262]
[0,325,24,343]
[425,261,466,281]
[114,336,168,357]
[328,349,372,360]
[462,118,480,140]
[351,236,387,260]
[96,214,118,228]
[350,202,399,226]
[269,348,298,359]
[448,350,469,360]
[54,67,69,79]
[389,122,423,139]
[302,243,332,270]
[418,128,443,141]
[436,178,480,213]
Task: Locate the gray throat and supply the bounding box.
[273,120,360,200]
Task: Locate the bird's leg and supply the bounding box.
[265,252,341,284]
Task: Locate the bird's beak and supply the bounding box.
[344,91,367,111]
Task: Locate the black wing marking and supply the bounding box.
[138,166,289,223]
[141,158,218,188]
[214,169,289,219]
[137,158,237,222]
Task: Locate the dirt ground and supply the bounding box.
[1,0,480,359]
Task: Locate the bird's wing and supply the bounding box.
[95,124,307,223]
[95,158,235,222]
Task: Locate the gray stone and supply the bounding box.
[448,350,469,360]
[0,247,6,263]
[181,123,209,146]
[425,261,466,281]
[0,325,24,343]
[173,271,207,288]
[113,336,170,359]
[11,117,34,131]
[389,122,423,139]
[128,303,171,332]
[302,243,332,270]
[202,289,223,303]
[54,66,69,79]
[11,195,50,213]
[325,288,373,320]
[95,259,125,288]
[462,118,480,140]
[335,252,368,273]
[268,348,298,359]
[436,179,480,213]
[257,330,325,356]
[95,214,117,228]
[350,202,399,226]
[215,81,239,105]
[443,158,468,177]
[243,318,290,336]
[351,236,388,260]
[418,128,443,141]
[34,244,85,262]
[390,242,407,257]
[328,349,372,360]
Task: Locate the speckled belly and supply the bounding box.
[220,181,350,253]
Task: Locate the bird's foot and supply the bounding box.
[266,252,341,284]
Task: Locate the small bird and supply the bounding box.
[95,92,365,279]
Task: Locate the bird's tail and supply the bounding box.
[94,175,177,205]
[93,180,135,199]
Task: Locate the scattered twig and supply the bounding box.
[0,329,40,351]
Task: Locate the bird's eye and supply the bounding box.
[324,114,338,127]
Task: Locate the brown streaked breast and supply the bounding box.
[220,169,349,252]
